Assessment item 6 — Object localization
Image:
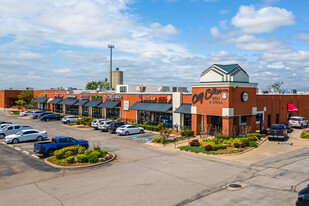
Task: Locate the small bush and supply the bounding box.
[93,146,100,151]
[66,156,75,164]
[91,151,101,158]
[116,118,121,122]
[231,148,243,153]
[65,151,74,158]
[154,137,162,143]
[76,154,88,163]
[234,143,241,148]
[84,149,93,155]
[240,143,246,148]
[216,134,229,139]
[157,123,164,129]
[189,139,200,147]
[54,150,65,159]
[239,138,249,145]
[204,145,213,151]
[301,133,309,139]
[248,136,257,141]
[181,130,195,137]
[247,133,262,138]
[87,153,98,163]
[248,141,258,147]
[214,144,227,150]
[78,147,86,154]
[238,134,245,138]
[99,150,108,158]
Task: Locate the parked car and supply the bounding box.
[267,124,288,141]
[116,125,144,136]
[108,122,127,134]
[91,119,106,129]
[19,111,32,117]
[61,116,80,124]
[33,136,89,157]
[4,129,48,144]
[38,112,54,119]
[41,114,62,121]
[289,116,308,128]
[280,122,293,133]
[296,184,309,206]
[0,124,33,139]
[98,121,114,132]
[0,121,12,125]
[30,110,45,119]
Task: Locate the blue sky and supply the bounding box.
[0,0,309,91]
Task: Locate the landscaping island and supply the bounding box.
[46,145,115,168]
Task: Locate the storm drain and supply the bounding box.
[225,182,248,191]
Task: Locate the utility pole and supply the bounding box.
[108,44,115,90]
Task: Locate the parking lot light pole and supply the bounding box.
[108,44,115,90]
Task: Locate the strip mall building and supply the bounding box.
[1,64,308,136]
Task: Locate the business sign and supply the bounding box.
[104,94,122,100]
[192,88,228,104]
[40,93,47,97]
[80,94,89,99]
[53,94,63,98]
[123,100,130,110]
[91,95,102,99]
[139,95,172,103]
[241,92,248,102]
[66,95,77,98]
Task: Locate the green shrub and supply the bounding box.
[84,149,93,155]
[231,138,242,147]
[247,133,262,138]
[76,154,88,163]
[144,125,160,131]
[93,146,100,151]
[154,137,162,143]
[216,134,229,139]
[301,133,309,139]
[157,123,164,129]
[75,120,81,125]
[65,151,74,158]
[116,118,121,122]
[181,130,194,137]
[248,141,258,147]
[87,153,98,163]
[222,139,232,145]
[248,136,257,141]
[231,148,243,153]
[239,138,249,145]
[136,124,145,128]
[54,150,65,159]
[238,134,245,138]
[78,147,86,154]
[99,150,108,158]
[66,156,75,164]
[214,144,227,150]
[91,151,101,158]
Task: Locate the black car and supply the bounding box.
[40,114,62,121]
[267,124,288,141]
[108,122,127,133]
[280,122,293,133]
[296,184,309,206]
[38,112,54,119]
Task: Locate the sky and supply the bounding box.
[1,0,309,91]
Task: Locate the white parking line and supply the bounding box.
[22,151,30,155]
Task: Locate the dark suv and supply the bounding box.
[267,124,288,141]
[108,122,127,134]
[297,184,309,206]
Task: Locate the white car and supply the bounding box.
[98,121,114,132]
[116,125,144,136]
[4,129,48,144]
[19,111,32,117]
[62,116,80,124]
[91,119,106,129]
[289,116,308,128]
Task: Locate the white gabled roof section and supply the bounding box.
[200,64,249,83]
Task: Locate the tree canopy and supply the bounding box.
[85,80,109,91]
[17,90,34,104]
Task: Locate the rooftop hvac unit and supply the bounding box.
[158,86,170,92]
[136,86,146,92]
[172,87,188,92]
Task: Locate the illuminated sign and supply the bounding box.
[81,94,89,99]
[53,94,63,98]
[139,95,172,103]
[104,94,122,100]
[91,95,102,99]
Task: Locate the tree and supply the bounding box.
[17,90,34,104]
[85,80,109,91]
[159,128,172,145]
[271,81,284,92]
[15,100,26,106]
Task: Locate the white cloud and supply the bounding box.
[298,33,309,44]
[210,27,220,38]
[231,5,295,34]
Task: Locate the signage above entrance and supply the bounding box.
[66,95,77,98]
[91,95,102,99]
[138,95,172,103]
[104,94,122,100]
[192,88,228,104]
[53,94,63,98]
[80,94,89,99]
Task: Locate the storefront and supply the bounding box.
[83,99,103,118]
[60,98,79,115]
[74,99,89,116]
[98,100,121,119]
[174,103,192,130]
[49,98,63,113]
[130,102,173,127]
[33,97,49,110]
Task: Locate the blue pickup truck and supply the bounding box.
[33,136,89,156]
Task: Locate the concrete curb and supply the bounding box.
[44,152,116,169]
[1,140,42,160]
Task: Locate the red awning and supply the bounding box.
[288,104,299,112]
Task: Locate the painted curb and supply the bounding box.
[14,147,21,151]
[44,153,116,169]
[23,151,30,155]
[31,155,40,159]
[1,141,7,145]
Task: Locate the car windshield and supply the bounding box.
[119,126,126,128]
[16,131,23,135]
[271,125,284,130]
[1,125,8,130]
[290,118,300,121]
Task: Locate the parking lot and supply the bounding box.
[1,113,159,158]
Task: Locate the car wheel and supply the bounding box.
[0,134,4,139]
[47,149,55,157]
[66,120,70,124]
[125,131,129,136]
[46,119,50,122]
[12,138,19,144]
[140,129,144,134]
[268,137,272,141]
[37,136,43,141]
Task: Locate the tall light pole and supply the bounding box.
[108,44,114,90]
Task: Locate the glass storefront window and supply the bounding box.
[184,114,192,127]
[137,111,172,127]
[53,104,63,113]
[92,107,103,118]
[65,105,79,115]
[106,108,120,119]
[82,106,89,117]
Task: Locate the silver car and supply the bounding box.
[4,129,48,144]
[116,125,144,136]
[289,116,308,128]
[61,116,80,124]
[98,121,114,132]
[19,111,32,117]
[91,119,106,129]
